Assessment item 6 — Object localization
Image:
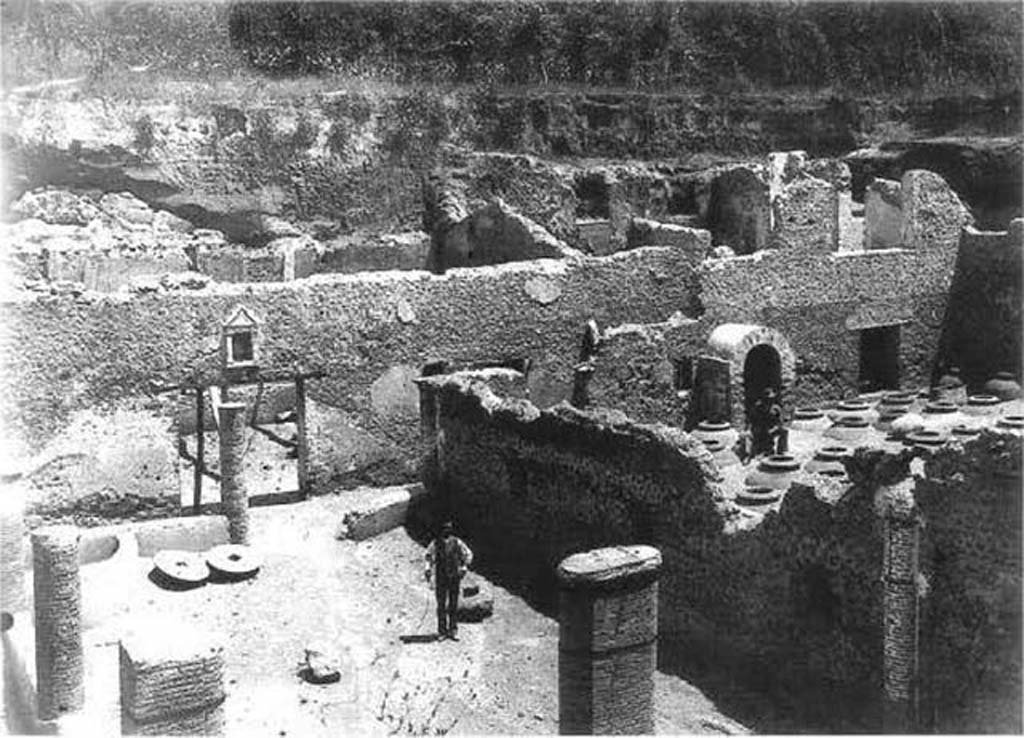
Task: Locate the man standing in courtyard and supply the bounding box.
[425,521,473,641]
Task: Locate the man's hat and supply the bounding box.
[441,520,454,534]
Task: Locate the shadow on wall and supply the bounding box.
[934,221,1023,390]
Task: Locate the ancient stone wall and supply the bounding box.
[420,374,730,592]
[420,376,1022,731]
[419,376,888,726]
[699,238,960,406]
[938,221,1023,387]
[914,432,1023,733]
[584,316,705,428]
[3,247,701,503]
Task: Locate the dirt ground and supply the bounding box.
[76,492,750,736]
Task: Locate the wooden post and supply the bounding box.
[193,388,204,515]
[294,376,309,499]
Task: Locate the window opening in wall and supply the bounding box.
[574,174,610,219]
[230,332,254,363]
[859,325,901,391]
[743,344,782,421]
[673,357,694,391]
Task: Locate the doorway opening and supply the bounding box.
[743,344,782,422]
[858,326,901,391]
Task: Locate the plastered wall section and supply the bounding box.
[2,247,701,500]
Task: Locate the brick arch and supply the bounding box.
[706,323,797,426]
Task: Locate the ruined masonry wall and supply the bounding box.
[939,221,1023,386]
[700,242,958,405]
[915,433,1023,734]
[3,247,701,501]
[422,376,888,724]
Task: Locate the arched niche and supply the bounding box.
[705,323,797,427]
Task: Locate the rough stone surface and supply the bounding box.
[940,222,1023,387]
[523,275,562,304]
[864,178,903,250]
[0,481,28,614]
[900,169,974,250]
[337,483,427,541]
[771,176,838,253]
[32,525,84,720]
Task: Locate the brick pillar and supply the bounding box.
[1,474,27,618]
[881,482,920,733]
[218,402,249,544]
[32,525,84,720]
[557,545,661,735]
[120,624,225,735]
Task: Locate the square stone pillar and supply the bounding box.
[120,623,225,735]
[557,545,661,735]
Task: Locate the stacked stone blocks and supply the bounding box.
[218,401,250,544]
[119,627,226,735]
[558,545,661,735]
[31,525,84,720]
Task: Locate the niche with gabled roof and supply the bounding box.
[221,305,261,372]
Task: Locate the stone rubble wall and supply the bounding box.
[420,375,889,725]
[420,375,1023,731]
[914,432,1023,733]
[3,246,701,504]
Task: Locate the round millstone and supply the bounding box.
[206,544,262,581]
[967,395,1000,407]
[793,407,824,420]
[152,550,208,587]
[923,401,958,414]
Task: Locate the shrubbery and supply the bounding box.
[2,1,1021,96]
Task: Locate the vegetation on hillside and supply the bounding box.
[2,0,1020,98]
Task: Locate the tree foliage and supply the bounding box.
[223,1,1022,93]
[2,0,1021,94]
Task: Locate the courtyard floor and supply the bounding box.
[10,490,751,736]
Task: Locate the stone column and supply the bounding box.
[32,525,84,720]
[557,545,661,735]
[880,481,920,733]
[1,473,27,619]
[218,402,250,544]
